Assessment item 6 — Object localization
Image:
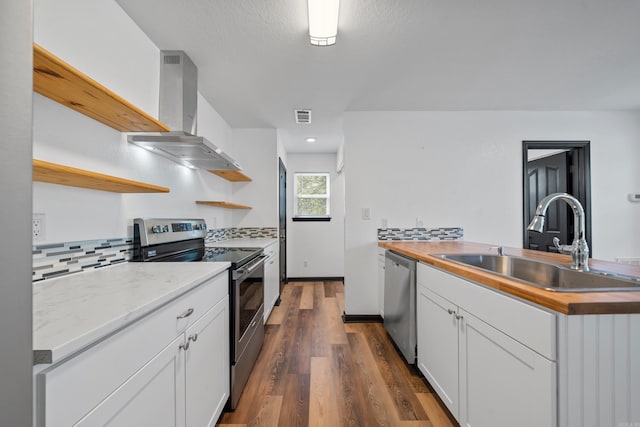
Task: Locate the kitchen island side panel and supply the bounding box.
[558,313,640,427]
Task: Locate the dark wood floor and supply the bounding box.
[217,281,455,427]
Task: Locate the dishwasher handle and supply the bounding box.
[385,250,416,270]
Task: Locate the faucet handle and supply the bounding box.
[489,246,504,256]
[552,237,573,255]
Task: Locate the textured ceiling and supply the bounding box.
[116,0,640,153]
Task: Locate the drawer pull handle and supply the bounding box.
[177,308,194,319]
[179,341,190,351]
[455,313,464,320]
[447,309,455,315]
[251,320,257,328]
[188,333,198,342]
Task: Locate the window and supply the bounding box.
[293,172,330,220]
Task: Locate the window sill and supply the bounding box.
[292,216,332,222]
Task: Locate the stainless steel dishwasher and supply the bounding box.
[384,250,417,364]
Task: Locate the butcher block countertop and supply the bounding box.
[378,241,640,315]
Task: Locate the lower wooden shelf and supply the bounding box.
[196,201,252,210]
[33,159,170,193]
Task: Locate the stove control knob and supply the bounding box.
[163,225,170,232]
[152,225,162,233]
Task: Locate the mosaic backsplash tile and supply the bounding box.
[33,227,279,282]
[206,227,277,243]
[378,227,463,241]
[32,238,133,282]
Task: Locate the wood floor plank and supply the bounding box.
[323,281,336,297]
[300,282,315,309]
[324,297,349,345]
[311,285,330,357]
[415,393,456,427]
[361,323,429,420]
[246,395,283,427]
[278,374,310,427]
[288,307,312,374]
[309,357,340,426]
[331,344,380,426]
[347,331,400,426]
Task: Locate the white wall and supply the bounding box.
[344,111,640,315]
[0,1,33,424]
[32,0,234,243]
[231,128,278,228]
[287,153,345,278]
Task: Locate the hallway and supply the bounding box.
[217,281,455,426]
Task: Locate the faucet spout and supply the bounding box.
[527,192,589,271]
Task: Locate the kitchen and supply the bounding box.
[2,0,640,426]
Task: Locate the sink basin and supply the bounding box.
[434,254,640,292]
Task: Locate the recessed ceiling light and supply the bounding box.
[305,137,317,143]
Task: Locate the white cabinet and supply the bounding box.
[184,298,229,427]
[417,263,556,427]
[264,242,279,322]
[74,335,185,427]
[35,272,229,427]
[417,285,459,416]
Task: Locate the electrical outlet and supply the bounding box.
[33,213,46,242]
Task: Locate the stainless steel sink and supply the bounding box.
[433,254,640,292]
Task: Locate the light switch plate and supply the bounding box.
[362,207,371,220]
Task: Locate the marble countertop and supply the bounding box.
[33,262,230,365]
[206,238,278,249]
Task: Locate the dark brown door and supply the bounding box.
[277,158,287,304]
[526,151,570,252]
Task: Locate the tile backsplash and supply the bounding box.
[32,237,132,282]
[378,227,463,241]
[33,227,278,282]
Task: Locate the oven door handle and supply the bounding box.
[235,254,268,278]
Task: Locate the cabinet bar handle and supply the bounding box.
[188,333,198,342]
[447,309,455,315]
[455,313,463,320]
[179,341,190,351]
[177,308,194,319]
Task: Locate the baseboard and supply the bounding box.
[287,276,344,282]
[341,313,383,323]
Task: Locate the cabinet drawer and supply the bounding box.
[418,262,556,360]
[36,271,228,427]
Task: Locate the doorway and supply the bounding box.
[522,141,592,255]
[277,158,287,304]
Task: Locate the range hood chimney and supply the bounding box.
[128,50,241,171]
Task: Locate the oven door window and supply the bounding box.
[238,266,264,340]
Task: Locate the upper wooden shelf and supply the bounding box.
[196,201,252,210]
[33,159,170,193]
[33,43,170,133]
[209,170,252,182]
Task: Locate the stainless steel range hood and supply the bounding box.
[128,51,241,171]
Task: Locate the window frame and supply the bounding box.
[293,172,331,221]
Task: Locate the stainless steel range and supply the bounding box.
[132,218,266,410]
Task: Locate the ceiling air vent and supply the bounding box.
[164,54,181,65]
[295,109,312,124]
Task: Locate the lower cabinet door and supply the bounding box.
[185,295,230,427]
[458,309,556,427]
[75,335,186,427]
[417,284,460,419]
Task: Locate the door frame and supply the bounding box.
[522,141,592,254]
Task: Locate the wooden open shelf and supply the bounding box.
[33,43,170,133]
[33,159,170,193]
[196,201,252,210]
[208,170,252,182]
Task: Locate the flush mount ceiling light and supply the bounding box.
[305,137,317,143]
[307,0,340,46]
